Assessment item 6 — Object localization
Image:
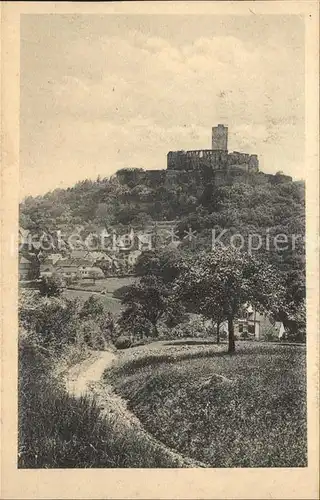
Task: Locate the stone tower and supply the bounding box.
[212,124,228,151]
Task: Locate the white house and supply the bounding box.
[78,266,104,279]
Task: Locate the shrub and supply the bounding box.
[170,317,211,339]
[78,320,105,350]
[113,285,132,300]
[18,333,188,468]
[80,295,105,320]
[20,297,81,350]
[114,335,132,350]
[39,274,65,297]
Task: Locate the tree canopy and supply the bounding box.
[174,247,286,352]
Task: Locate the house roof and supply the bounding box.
[19,227,30,238]
[70,250,89,259]
[81,266,104,273]
[90,251,108,260]
[76,259,92,266]
[19,256,32,264]
[56,259,79,268]
[49,254,62,265]
[55,258,93,269]
[40,259,54,266]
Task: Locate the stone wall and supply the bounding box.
[167,149,259,172]
[163,168,292,188]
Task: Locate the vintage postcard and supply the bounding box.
[1,1,319,499]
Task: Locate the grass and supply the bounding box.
[63,277,136,315]
[18,337,197,468]
[63,289,123,314]
[67,277,136,294]
[105,341,307,468]
[19,388,195,468]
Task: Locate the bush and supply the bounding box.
[80,295,105,320]
[20,296,81,350]
[170,317,211,339]
[18,333,188,468]
[78,320,105,350]
[39,274,65,297]
[114,335,132,350]
[113,285,132,300]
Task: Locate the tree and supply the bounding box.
[39,274,65,298]
[135,248,186,284]
[121,275,168,337]
[80,295,105,321]
[86,267,104,284]
[175,247,285,353]
[118,303,151,339]
[20,296,81,349]
[100,311,115,341]
[78,320,105,349]
[163,295,187,329]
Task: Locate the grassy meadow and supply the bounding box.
[64,288,123,314]
[63,276,136,315]
[18,339,196,468]
[105,340,307,468]
[66,276,136,293]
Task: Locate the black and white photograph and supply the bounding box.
[1,2,319,498]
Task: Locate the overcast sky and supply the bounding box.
[20,14,305,197]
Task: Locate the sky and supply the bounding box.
[20,14,305,198]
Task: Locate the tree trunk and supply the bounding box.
[216,320,220,344]
[227,316,235,353]
[151,323,158,337]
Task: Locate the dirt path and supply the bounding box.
[65,350,116,397]
[64,349,207,467]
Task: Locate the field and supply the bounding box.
[64,288,123,314]
[67,276,136,294]
[63,276,136,315]
[105,340,307,467]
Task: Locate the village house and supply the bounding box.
[89,251,112,262]
[217,305,285,341]
[70,250,94,261]
[49,253,63,264]
[39,259,55,278]
[19,255,39,281]
[78,266,104,279]
[55,259,81,279]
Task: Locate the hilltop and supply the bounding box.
[20,167,304,236]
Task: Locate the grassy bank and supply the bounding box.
[63,277,136,315]
[18,337,197,468]
[105,341,307,467]
[63,288,122,314]
[66,277,136,294]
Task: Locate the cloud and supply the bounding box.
[20,18,304,197]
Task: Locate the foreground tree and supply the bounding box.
[175,247,285,353]
[120,275,169,337]
[135,248,186,284]
[79,295,105,321]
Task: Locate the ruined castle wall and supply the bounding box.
[167,149,259,172]
[116,168,146,186]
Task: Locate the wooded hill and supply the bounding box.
[20,168,305,235]
[20,167,305,333]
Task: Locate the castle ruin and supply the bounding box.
[167,124,259,173]
[116,124,292,189]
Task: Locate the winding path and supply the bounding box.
[64,348,207,467]
[65,350,116,397]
